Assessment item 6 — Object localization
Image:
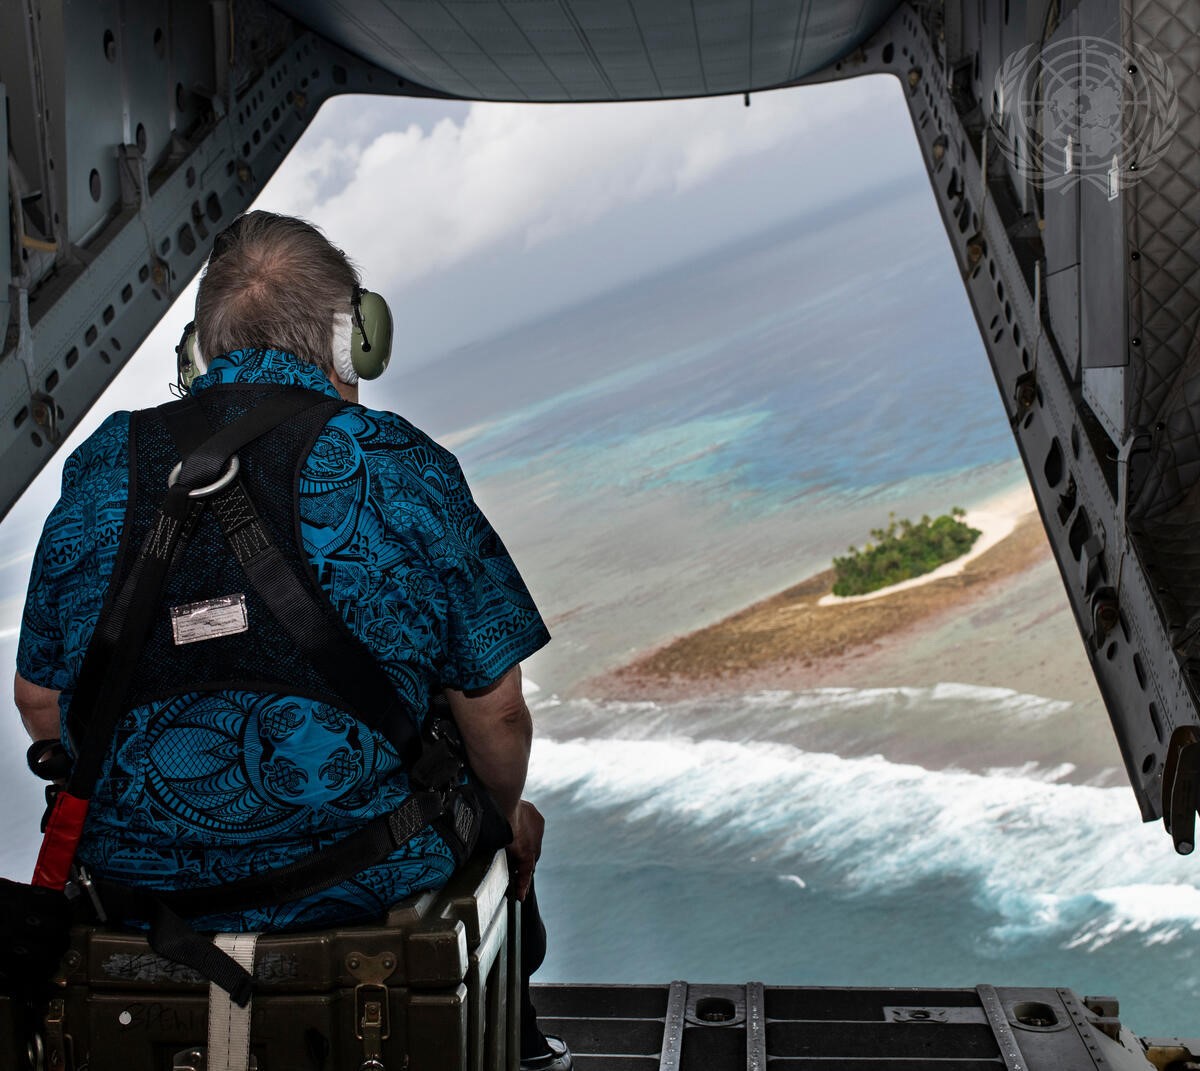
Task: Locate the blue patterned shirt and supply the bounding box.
[17,348,550,930]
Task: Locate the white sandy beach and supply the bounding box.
[816,483,1036,606]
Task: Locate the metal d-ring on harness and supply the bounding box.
[31,385,487,1010]
[167,455,241,496]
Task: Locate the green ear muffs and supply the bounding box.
[178,286,394,390]
[175,320,207,391]
[349,288,393,381]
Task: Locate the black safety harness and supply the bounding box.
[30,384,498,1007]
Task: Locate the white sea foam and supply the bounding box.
[528,734,1197,951]
[535,684,1077,739]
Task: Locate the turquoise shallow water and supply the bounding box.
[1,178,1193,1035]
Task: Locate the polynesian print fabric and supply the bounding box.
[18,348,550,931]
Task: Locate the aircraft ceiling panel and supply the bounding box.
[270,0,903,101]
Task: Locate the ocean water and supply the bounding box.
[527,721,1200,1015]
[387,181,1195,1035]
[3,177,1196,1036]
[390,180,1026,694]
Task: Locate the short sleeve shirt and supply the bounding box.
[17,348,550,931]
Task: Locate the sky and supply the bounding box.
[2,71,925,532]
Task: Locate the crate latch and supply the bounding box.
[347,951,397,1071]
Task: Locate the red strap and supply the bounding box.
[31,792,89,889]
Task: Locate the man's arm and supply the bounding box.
[445,664,531,821]
[15,671,62,741]
[445,664,543,899]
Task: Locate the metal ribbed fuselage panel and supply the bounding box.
[270,0,903,101]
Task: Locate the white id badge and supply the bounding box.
[170,594,249,645]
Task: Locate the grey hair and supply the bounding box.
[194,211,359,375]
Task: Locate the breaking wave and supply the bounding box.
[527,732,1197,952]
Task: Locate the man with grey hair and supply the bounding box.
[195,211,360,381]
[15,211,571,1070]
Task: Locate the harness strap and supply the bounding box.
[148,902,255,1007]
[96,790,449,918]
[159,393,417,755]
[208,934,259,1071]
[63,482,198,793]
[64,389,334,757]
[37,481,201,888]
[172,388,330,490]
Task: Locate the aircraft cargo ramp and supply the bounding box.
[537,981,1194,1070]
[4,853,1198,1070]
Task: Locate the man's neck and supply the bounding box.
[330,372,359,404]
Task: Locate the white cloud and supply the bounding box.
[259,76,899,294]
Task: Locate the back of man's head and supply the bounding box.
[195,211,359,375]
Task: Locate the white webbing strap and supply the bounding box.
[207,933,260,1071]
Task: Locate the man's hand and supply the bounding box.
[507,799,544,901]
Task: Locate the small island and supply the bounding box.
[832,509,982,596]
[589,486,1077,703]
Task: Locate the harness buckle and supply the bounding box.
[167,455,240,498]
